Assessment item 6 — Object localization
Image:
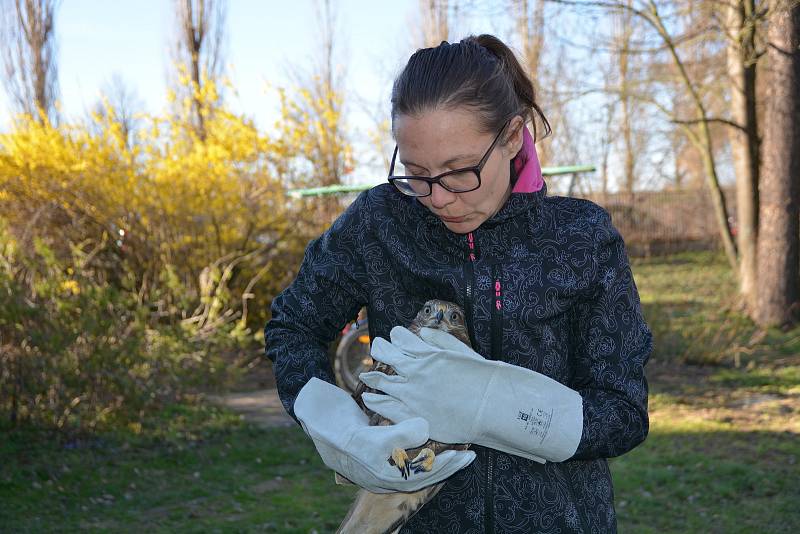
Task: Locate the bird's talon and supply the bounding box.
[391,447,410,479]
[409,448,436,473]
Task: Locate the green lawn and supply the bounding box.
[2,251,799,532]
[1,407,359,533]
[633,250,800,366]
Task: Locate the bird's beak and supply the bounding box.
[434,309,444,324]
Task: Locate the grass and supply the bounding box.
[1,404,359,533]
[2,251,799,532]
[611,424,799,533]
[3,398,797,533]
[632,250,800,366]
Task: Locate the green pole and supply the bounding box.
[286,164,596,198]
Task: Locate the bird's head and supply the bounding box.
[408,299,471,346]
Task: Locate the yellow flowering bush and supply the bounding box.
[0,76,352,432]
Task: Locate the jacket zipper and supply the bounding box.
[485,262,503,534]
[463,232,489,532]
[491,264,503,360]
[464,233,502,534]
[463,232,478,349]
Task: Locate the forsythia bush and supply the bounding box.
[0,221,236,431]
[0,77,352,432]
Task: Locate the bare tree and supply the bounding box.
[604,2,668,193]
[552,0,739,271]
[599,98,618,194]
[544,40,583,186]
[415,0,459,47]
[281,0,352,227]
[284,0,350,186]
[647,1,738,271]
[313,0,348,186]
[722,0,764,310]
[515,0,545,73]
[754,0,800,327]
[513,0,553,166]
[0,0,60,123]
[170,0,227,141]
[89,74,143,150]
[613,0,645,192]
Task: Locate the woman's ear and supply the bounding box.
[502,115,525,159]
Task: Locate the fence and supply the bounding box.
[571,187,736,257]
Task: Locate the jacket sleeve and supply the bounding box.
[264,191,369,424]
[569,210,652,460]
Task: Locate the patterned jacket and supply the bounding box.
[264,169,652,532]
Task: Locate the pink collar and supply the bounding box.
[511,125,543,193]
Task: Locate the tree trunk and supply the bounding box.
[725,0,761,310]
[755,0,800,327]
[515,0,548,164]
[697,120,740,273]
[1,0,60,123]
[418,0,451,47]
[618,1,636,193]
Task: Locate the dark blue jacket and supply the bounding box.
[264,180,652,533]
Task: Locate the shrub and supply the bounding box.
[0,220,244,433]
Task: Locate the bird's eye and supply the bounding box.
[450,311,461,322]
[424,306,431,315]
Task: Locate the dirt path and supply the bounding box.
[208,389,295,428]
[207,361,295,428]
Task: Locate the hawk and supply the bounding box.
[336,299,472,534]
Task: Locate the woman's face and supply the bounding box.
[393,108,524,234]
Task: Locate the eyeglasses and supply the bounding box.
[388,120,511,197]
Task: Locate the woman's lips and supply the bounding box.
[440,215,466,223]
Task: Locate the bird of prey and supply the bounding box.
[336,299,472,534]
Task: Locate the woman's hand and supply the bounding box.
[359,326,584,463]
[294,377,476,493]
[359,326,496,445]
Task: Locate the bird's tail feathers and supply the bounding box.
[336,484,443,534]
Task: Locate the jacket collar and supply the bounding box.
[483,125,545,227]
[511,125,543,194]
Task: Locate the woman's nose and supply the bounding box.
[429,183,456,209]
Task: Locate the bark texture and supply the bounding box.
[755,0,800,327]
[726,0,761,309]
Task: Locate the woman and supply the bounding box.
[265,34,652,533]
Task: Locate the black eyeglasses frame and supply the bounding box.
[387,119,511,198]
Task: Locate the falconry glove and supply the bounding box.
[294,377,477,493]
[360,326,583,463]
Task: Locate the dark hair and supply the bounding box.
[391,34,551,143]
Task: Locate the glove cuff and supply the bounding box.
[474,365,583,463]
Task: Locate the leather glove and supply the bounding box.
[359,326,583,463]
[294,377,477,493]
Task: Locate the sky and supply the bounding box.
[0,1,416,128]
[0,1,718,192]
[0,0,522,186]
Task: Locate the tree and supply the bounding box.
[276,0,354,229]
[513,0,554,168]
[416,0,458,47]
[89,73,143,151]
[754,0,800,327]
[615,0,640,192]
[551,0,739,271]
[0,0,60,124]
[170,0,227,141]
[308,0,350,190]
[723,0,764,310]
